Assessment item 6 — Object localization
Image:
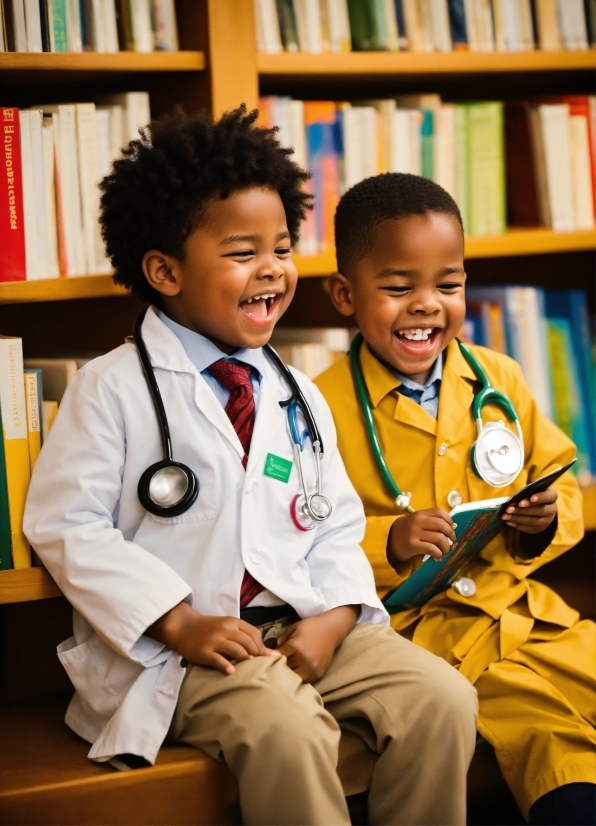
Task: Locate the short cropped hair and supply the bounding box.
[334,173,463,276]
[100,105,312,305]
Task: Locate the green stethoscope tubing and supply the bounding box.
[349,332,522,507]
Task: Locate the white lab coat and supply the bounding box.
[24,307,387,764]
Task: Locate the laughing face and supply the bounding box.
[329,212,466,383]
[142,186,297,354]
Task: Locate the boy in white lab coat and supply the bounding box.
[24,107,477,826]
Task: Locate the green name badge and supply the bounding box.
[263,453,293,483]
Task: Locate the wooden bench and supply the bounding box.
[1,538,592,826]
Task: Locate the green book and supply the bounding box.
[455,104,469,232]
[276,0,299,52]
[49,0,68,52]
[467,102,506,237]
[0,404,14,570]
[370,0,389,49]
[420,110,434,180]
[347,0,376,50]
[383,461,576,612]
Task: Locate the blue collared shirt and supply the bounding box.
[158,310,266,411]
[393,355,443,419]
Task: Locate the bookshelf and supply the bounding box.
[0,52,206,72]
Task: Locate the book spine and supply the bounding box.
[38,0,51,49]
[49,0,68,50]
[19,111,42,280]
[75,102,100,273]
[23,370,42,469]
[276,0,299,51]
[347,0,373,49]
[0,338,31,568]
[467,102,506,236]
[0,402,13,569]
[420,109,434,179]
[0,108,27,282]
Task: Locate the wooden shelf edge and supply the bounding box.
[258,50,596,76]
[2,230,592,302]
[0,568,62,604]
[1,484,594,604]
[0,51,206,71]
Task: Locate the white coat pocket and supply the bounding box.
[58,635,122,725]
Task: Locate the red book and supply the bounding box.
[504,101,542,228]
[0,108,26,282]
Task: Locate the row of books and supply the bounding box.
[0,338,89,569]
[256,0,596,54]
[0,0,178,53]
[259,94,596,255]
[1,93,150,282]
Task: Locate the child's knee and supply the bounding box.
[427,659,478,729]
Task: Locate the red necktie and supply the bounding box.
[207,360,264,607]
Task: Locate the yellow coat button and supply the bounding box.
[438,443,448,456]
[447,490,463,508]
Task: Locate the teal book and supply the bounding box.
[420,110,434,180]
[0,404,13,570]
[383,461,576,612]
[50,0,68,51]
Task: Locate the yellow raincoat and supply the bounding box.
[315,339,595,817]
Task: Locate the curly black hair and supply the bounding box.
[334,173,463,276]
[99,105,312,305]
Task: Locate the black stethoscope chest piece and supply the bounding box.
[133,312,199,518]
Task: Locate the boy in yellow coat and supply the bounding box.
[315,173,595,825]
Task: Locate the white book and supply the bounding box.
[97,103,125,158]
[462,0,481,50]
[519,288,553,419]
[341,105,361,191]
[519,0,535,50]
[255,0,282,53]
[270,96,293,150]
[102,0,119,51]
[9,0,28,51]
[534,0,561,51]
[383,0,400,51]
[360,106,379,179]
[455,105,468,231]
[556,0,588,50]
[494,0,523,51]
[369,98,396,174]
[303,0,323,53]
[395,93,441,180]
[408,110,423,175]
[18,112,40,280]
[272,327,350,350]
[152,0,178,51]
[429,0,452,52]
[130,0,153,51]
[23,0,43,51]
[75,103,102,273]
[41,116,60,278]
[569,115,595,229]
[539,104,575,232]
[97,92,151,143]
[417,0,436,52]
[288,99,307,170]
[90,0,106,51]
[41,104,86,275]
[435,104,457,198]
[476,0,495,51]
[401,0,425,51]
[28,110,49,279]
[390,109,412,173]
[94,108,112,272]
[66,0,83,51]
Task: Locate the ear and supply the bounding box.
[327,272,356,318]
[142,250,181,298]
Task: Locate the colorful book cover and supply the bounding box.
[0,108,27,282]
[50,0,68,51]
[447,0,468,48]
[384,462,575,610]
[0,335,31,568]
[420,109,434,180]
[303,102,341,253]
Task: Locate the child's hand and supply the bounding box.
[387,509,456,565]
[276,605,359,684]
[147,602,279,675]
[501,489,558,534]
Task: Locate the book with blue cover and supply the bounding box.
[383,460,576,612]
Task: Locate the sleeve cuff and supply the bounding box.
[321,586,389,627]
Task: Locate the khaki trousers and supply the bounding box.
[169,620,478,826]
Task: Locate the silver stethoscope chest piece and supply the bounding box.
[308,493,332,520]
[473,421,524,488]
[148,464,191,508]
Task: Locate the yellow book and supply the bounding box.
[24,371,42,470]
[0,336,31,568]
[42,401,59,441]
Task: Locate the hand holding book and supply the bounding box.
[501,488,558,533]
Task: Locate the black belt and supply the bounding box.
[240,604,294,627]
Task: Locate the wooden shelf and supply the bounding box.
[2,230,591,303]
[258,50,596,77]
[1,481,594,605]
[0,275,128,304]
[0,568,62,604]
[0,51,206,72]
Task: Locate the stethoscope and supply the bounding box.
[132,312,332,529]
[349,331,525,515]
